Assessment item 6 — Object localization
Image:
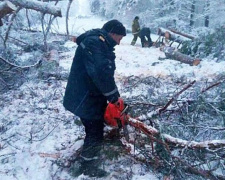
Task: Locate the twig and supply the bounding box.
[0,76,8,86]
[128,101,158,107]
[31,124,59,142]
[201,80,225,93]
[0,56,41,69]
[8,36,29,45]
[173,155,225,180]
[159,80,196,114]
[0,152,16,157]
[171,124,225,131]
[4,7,22,46]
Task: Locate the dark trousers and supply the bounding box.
[80,118,104,159]
[131,34,139,45]
[140,35,152,47]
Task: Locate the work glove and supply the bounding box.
[104,98,128,128]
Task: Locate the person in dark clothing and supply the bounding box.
[63,19,126,177]
[139,27,153,48]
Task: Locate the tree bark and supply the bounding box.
[190,0,196,27]
[0,1,16,17]
[0,1,17,26]
[8,0,62,17]
[167,28,196,40]
[160,46,201,66]
[66,0,73,40]
[158,28,194,45]
[204,0,210,27]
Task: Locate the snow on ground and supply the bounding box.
[52,0,225,82]
[62,32,225,83]
[114,33,225,81]
[1,3,225,180]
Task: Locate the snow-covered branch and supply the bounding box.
[128,117,225,149]
[8,0,62,17]
[0,1,16,26]
[0,56,41,69]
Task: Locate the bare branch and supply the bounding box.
[128,117,225,149]
[159,80,196,113]
[3,6,21,46]
[0,56,41,69]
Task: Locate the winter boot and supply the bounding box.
[69,156,85,177]
[70,156,108,178]
[81,158,108,178]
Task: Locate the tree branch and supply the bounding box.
[0,56,41,69]
[8,0,62,17]
[127,117,225,149]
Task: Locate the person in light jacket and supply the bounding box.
[131,16,140,45]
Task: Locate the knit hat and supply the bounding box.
[102,19,126,36]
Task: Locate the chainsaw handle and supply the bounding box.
[113,98,125,111]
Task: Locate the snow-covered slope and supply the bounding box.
[1,2,225,179]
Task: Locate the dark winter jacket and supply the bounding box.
[139,27,151,38]
[139,27,153,47]
[63,29,120,119]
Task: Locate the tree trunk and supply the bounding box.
[4,6,21,47]
[160,46,201,66]
[66,0,73,40]
[8,0,62,17]
[168,28,196,40]
[204,0,210,27]
[0,1,17,26]
[190,0,196,27]
[157,28,194,46]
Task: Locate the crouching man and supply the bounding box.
[139,27,153,48]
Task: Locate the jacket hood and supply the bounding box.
[76,28,117,48]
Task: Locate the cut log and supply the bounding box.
[8,0,62,17]
[158,28,193,45]
[49,49,59,66]
[0,1,17,26]
[160,46,201,66]
[168,28,196,40]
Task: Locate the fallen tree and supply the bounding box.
[127,117,225,149]
[168,28,196,40]
[8,0,62,17]
[0,1,16,26]
[127,79,225,149]
[160,46,201,66]
[119,77,225,179]
[157,27,195,48]
[158,28,194,43]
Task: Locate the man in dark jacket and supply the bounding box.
[139,27,153,48]
[63,19,126,177]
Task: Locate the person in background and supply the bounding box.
[139,27,153,48]
[63,19,126,177]
[131,16,140,45]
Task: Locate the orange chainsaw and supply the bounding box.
[104,98,129,128]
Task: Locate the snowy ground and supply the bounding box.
[1,3,225,180]
[1,29,224,180]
